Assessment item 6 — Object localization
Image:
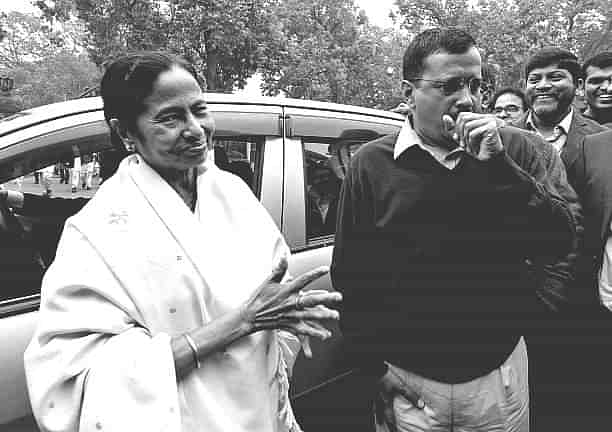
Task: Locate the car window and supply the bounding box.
[302,123,399,243]
[304,141,342,240]
[213,137,263,195]
[0,130,266,306]
[0,135,111,304]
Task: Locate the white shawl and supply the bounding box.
[24,154,301,432]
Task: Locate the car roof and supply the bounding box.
[0,93,405,138]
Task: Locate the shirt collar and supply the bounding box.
[526,107,574,135]
[393,117,465,167]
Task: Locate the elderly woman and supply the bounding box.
[24,52,341,432]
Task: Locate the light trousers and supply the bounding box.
[375,337,529,432]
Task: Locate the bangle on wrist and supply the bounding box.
[183,333,201,369]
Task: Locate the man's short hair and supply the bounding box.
[524,47,581,84]
[402,27,477,81]
[490,87,528,111]
[582,51,612,76]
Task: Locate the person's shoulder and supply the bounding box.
[350,133,397,165]
[584,128,612,146]
[573,111,608,134]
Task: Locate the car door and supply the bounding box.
[0,110,113,431]
[282,105,403,429]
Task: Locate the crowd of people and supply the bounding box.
[4,25,612,432]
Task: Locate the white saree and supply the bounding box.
[24,154,302,432]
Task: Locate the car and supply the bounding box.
[0,94,404,431]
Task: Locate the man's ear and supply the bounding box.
[402,79,417,109]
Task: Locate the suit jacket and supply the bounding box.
[515,110,607,174]
[567,129,612,307]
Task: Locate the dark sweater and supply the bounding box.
[331,131,575,384]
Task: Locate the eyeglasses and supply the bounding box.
[493,104,521,114]
[412,76,483,96]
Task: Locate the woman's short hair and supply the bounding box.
[100,51,204,149]
[490,87,528,111]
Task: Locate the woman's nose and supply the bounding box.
[182,113,204,139]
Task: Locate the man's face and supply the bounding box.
[493,93,526,125]
[525,63,576,123]
[409,46,482,148]
[583,65,612,112]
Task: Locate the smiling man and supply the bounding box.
[331,28,576,432]
[516,48,606,161]
[581,51,612,127]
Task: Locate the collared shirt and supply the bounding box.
[394,118,466,170]
[599,222,612,311]
[525,108,573,153]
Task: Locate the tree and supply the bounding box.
[393,0,612,88]
[259,0,405,109]
[0,11,81,69]
[41,0,280,92]
[0,10,100,109]
[11,52,101,108]
[69,0,169,66]
[166,0,279,91]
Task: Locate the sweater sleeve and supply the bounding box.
[491,135,577,263]
[535,146,582,312]
[331,163,388,380]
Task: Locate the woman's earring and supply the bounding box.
[124,140,135,152]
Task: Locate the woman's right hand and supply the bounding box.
[242,256,342,346]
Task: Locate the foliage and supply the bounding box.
[165,0,279,91]
[16,0,609,110]
[259,0,405,109]
[0,10,99,109]
[40,0,279,92]
[11,52,101,109]
[393,0,612,88]
[0,10,86,69]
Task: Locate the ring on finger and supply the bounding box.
[295,291,305,310]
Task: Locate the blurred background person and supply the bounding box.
[580,51,612,127]
[491,87,528,126]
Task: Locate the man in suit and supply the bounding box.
[514,47,608,431]
[580,52,612,127]
[562,129,612,430]
[515,47,607,173]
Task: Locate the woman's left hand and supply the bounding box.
[242,257,342,355]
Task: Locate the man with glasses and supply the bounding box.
[580,51,612,127]
[331,27,575,432]
[491,87,528,125]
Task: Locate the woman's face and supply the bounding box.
[128,66,215,173]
